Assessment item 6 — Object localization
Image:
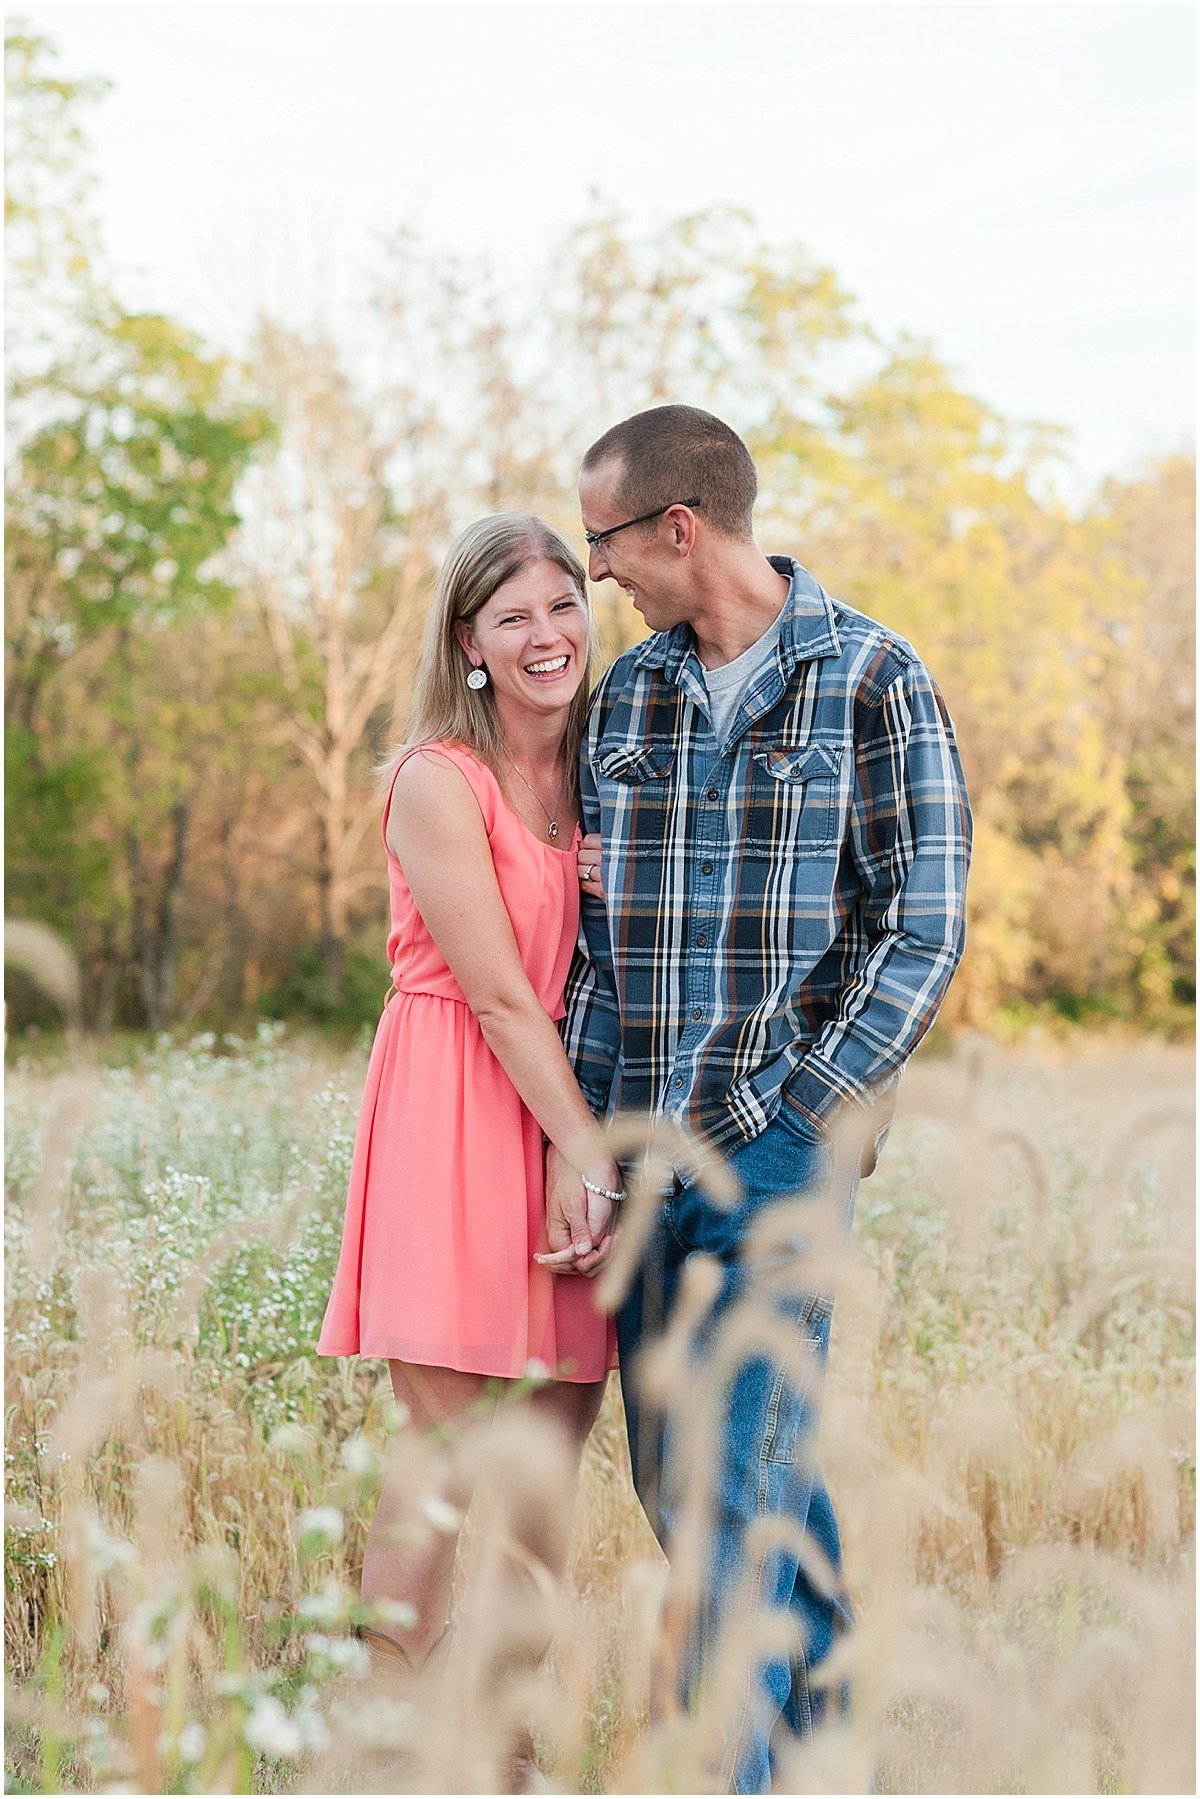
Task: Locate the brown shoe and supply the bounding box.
[353,1621,450,1676]
[353,1623,413,1674]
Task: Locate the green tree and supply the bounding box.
[764,341,1142,1025]
[9,314,272,1026]
[5,23,274,1028]
[1099,455,1196,1024]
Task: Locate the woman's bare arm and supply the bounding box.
[387,751,618,1256]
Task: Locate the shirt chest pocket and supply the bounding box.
[594,742,677,846]
[746,741,843,857]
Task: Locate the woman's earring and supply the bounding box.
[466,666,488,690]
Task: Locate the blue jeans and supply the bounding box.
[617,1108,858,1794]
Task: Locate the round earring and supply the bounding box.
[466,666,488,691]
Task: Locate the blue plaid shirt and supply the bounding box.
[561,558,972,1158]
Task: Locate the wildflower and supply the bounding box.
[304,1633,370,1676]
[523,1358,552,1383]
[295,1505,344,1553]
[294,1703,330,1753]
[339,1434,380,1479]
[84,1514,137,1576]
[178,1723,206,1763]
[298,1586,346,1627]
[422,1495,463,1535]
[268,1422,312,1456]
[373,1597,419,1631]
[243,1695,303,1758]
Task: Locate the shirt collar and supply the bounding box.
[634,556,841,679]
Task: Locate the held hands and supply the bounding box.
[536,1141,620,1278]
[577,833,604,902]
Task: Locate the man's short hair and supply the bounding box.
[581,405,757,540]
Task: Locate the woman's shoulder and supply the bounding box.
[389,739,499,824]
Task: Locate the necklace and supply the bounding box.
[508,758,563,840]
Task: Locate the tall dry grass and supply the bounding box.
[4,1026,1194,1794]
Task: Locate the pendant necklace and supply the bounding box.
[508,759,562,840]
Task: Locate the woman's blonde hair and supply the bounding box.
[387,514,595,802]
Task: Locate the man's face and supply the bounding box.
[579,460,693,633]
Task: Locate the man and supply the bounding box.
[545,405,971,1791]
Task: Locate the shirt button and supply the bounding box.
[691,1007,703,1020]
[696,934,708,948]
[674,1076,684,1089]
[706,787,719,802]
[702,861,714,875]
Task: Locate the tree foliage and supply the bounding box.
[4,25,1193,1038]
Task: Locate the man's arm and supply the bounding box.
[559,732,623,1117]
[784,657,972,1128]
[544,730,625,1273]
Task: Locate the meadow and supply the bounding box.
[4,1026,1194,1795]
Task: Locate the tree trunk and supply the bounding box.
[218,815,248,1019]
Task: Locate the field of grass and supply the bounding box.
[4,1025,1194,1794]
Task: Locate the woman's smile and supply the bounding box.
[524,653,571,681]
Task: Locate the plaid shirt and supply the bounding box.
[561,557,972,1158]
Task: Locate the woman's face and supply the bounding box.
[455,558,589,724]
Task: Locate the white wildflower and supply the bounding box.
[293,1703,331,1753]
[178,1722,206,1763]
[268,1422,312,1456]
[243,1695,303,1758]
[422,1495,462,1535]
[305,1633,370,1676]
[339,1434,380,1479]
[373,1597,419,1631]
[84,1514,137,1576]
[295,1505,344,1551]
[298,1587,345,1627]
[523,1358,551,1383]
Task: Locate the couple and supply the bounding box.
[318,405,972,1791]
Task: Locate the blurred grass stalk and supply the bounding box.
[4,1030,1195,1794]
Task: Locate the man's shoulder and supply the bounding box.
[776,557,929,696]
[590,636,665,706]
[829,591,920,655]
[824,591,929,700]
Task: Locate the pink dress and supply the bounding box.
[317,740,617,1381]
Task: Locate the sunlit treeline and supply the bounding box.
[5,23,1194,1036]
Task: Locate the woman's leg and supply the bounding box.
[361,1360,493,1664]
[528,1375,607,1465]
[524,1375,607,1568]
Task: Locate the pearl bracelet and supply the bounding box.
[582,1175,626,1205]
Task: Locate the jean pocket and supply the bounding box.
[774,1101,829,1149]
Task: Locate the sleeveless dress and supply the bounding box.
[317,740,617,1382]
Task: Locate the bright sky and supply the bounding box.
[18,3,1197,497]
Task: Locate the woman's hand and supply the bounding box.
[537,1142,618,1277]
[577,833,604,902]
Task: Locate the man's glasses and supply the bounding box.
[583,497,702,550]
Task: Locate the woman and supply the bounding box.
[317,513,621,1678]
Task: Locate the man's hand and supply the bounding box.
[537,1142,616,1278]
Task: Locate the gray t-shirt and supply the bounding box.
[702,609,787,746]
